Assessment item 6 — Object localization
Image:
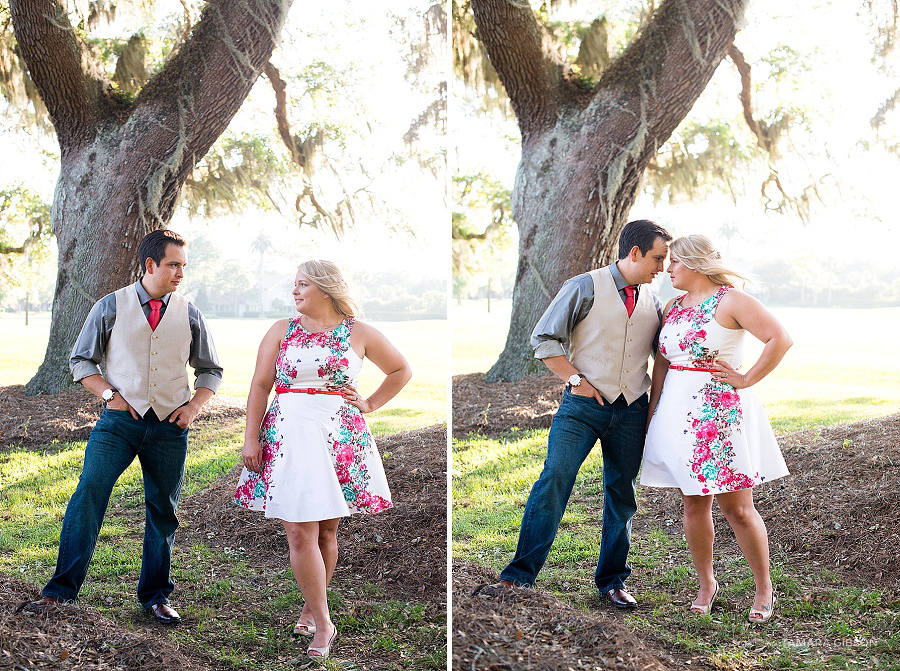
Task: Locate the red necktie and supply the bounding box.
[147,299,163,331]
[624,286,636,317]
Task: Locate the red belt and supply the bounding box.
[276,387,345,396]
[669,365,715,372]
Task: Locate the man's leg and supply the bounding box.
[135,418,188,608]
[594,396,647,594]
[500,390,611,587]
[42,410,139,602]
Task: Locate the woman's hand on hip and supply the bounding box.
[342,384,374,413]
[242,438,264,473]
[712,360,748,389]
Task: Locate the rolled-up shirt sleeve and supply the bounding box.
[530,274,594,359]
[70,296,115,382]
[188,305,224,393]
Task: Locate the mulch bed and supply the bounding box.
[452,373,563,438]
[0,385,244,451]
[179,424,448,602]
[1,575,207,671]
[452,560,687,671]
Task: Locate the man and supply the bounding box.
[26,230,223,624]
[483,219,671,608]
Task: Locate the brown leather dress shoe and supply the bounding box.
[146,603,181,624]
[472,579,516,597]
[18,596,60,614]
[607,588,638,609]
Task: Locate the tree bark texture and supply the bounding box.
[473,0,749,382]
[10,0,294,394]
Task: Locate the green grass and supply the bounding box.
[453,427,900,669]
[0,313,447,434]
[0,418,445,670]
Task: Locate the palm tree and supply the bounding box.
[251,233,275,318]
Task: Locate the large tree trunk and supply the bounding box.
[12,0,295,394]
[473,0,749,382]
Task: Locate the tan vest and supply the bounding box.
[106,283,192,419]
[568,266,660,404]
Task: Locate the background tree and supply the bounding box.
[452,171,513,307]
[8,0,295,394]
[250,232,274,317]
[460,0,748,381]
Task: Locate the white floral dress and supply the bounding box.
[641,287,789,496]
[234,317,392,522]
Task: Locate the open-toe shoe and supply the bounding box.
[748,589,776,624]
[307,626,337,660]
[292,617,316,637]
[690,580,719,616]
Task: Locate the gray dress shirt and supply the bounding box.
[70,280,224,392]
[531,263,663,359]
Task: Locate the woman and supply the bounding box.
[641,235,791,623]
[234,260,412,658]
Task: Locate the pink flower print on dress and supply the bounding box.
[336,464,350,485]
[337,445,354,465]
[697,422,718,444]
[719,390,739,408]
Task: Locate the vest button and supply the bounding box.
[150,398,155,403]
[150,383,155,387]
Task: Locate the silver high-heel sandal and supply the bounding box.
[292,617,316,637]
[748,589,776,624]
[307,626,337,659]
[690,580,719,615]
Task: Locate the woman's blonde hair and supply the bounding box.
[297,260,360,318]
[670,235,754,288]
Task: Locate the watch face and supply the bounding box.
[102,389,115,401]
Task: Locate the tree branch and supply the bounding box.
[8,0,101,150]
[0,220,45,255]
[130,0,295,221]
[264,61,303,165]
[728,44,770,152]
[872,86,900,130]
[471,0,564,139]
[588,0,748,234]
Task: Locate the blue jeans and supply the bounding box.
[500,388,647,593]
[42,408,189,608]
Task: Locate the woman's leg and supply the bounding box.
[716,489,774,615]
[682,493,717,607]
[296,519,341,626]
[283,520,335,648]
[318,518,341,584]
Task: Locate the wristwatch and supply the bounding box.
[567,373,585,388]
[101,388,117,402]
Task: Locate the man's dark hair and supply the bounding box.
[138,230,186,274]
[617,219,672,259]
